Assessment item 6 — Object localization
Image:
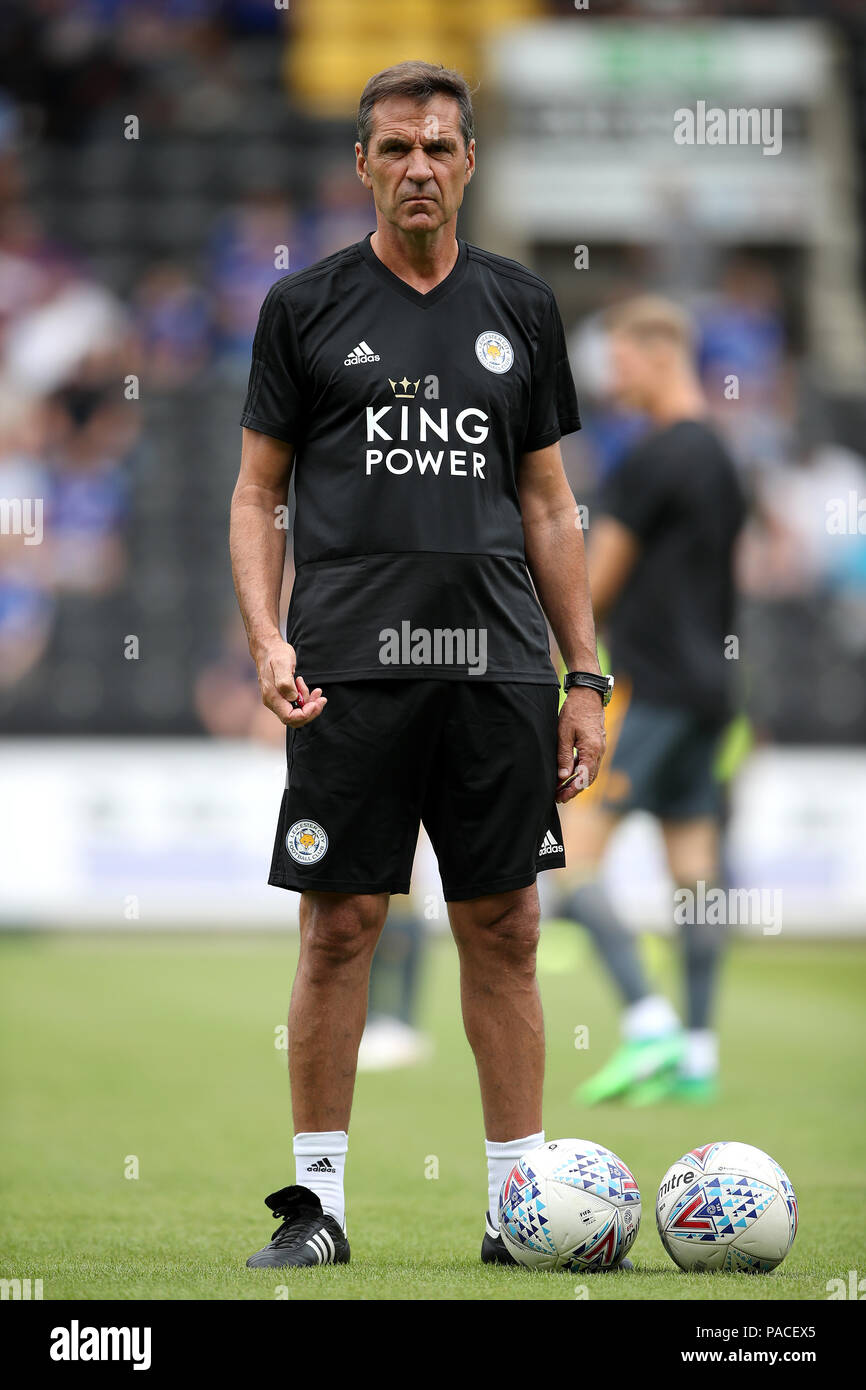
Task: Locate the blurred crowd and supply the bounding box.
[0,2,373,716]
[0,0,865,741]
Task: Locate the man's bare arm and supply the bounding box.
[587,515,640,626]
[230,427,326,726]
[518,440,605,802]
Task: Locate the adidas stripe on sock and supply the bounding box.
[293,1130,348,1231]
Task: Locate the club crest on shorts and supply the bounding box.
[475,330,513,374]
[286,819,328,865]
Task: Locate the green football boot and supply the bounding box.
[625,1071,719,1107]
[574,1031,684,1106]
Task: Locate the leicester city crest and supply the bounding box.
[286,819,329,865]
[475,330,514,374]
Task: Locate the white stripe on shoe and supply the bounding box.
[305,1230,336,1264]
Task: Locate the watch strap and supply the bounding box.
[563,671,614,705]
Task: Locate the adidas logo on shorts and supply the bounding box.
[538,829,563,856]
[344,340,380,366]
[305,1157,336,1173]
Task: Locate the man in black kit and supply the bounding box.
[230,61,611,1268]
[558,295,747,1109]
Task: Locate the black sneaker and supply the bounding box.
[246,1185,350,1268]
[481,1211,518,1265]
[481,1212,634,1271]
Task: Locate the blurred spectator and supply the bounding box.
[739,442,866,601]
[208,192,307,363]
[0,392,53,689]
[133,261,212,388]
[297,165,374,262]
[697,255,793,471]
[3,253,130,398]
[43,379,133,595]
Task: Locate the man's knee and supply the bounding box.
[299,892,386,972]
[453,893,540,968]
[663,818,719,888]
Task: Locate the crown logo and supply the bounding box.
[388,376,420,399]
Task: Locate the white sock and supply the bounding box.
[681,1029,718,1079]
[622,994,680,1042]
[293,1130,348,1230]
[485,1131,544,1229]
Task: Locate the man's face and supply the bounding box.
[356,95,474,235]
[607,330,659,411]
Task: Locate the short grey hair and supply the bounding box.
[357,60,475,154]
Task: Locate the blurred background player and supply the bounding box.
[557,295,747,1105]
[357,843,432,1072]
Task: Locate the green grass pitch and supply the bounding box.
[1,927,864,1301]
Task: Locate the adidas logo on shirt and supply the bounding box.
[539,829,563,856]
[344,340,380,366]
[306,1157,336,1173]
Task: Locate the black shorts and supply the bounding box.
[268,680,566,901]
[598,698,724,821]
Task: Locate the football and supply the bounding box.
[656,1141,798,1273]
[498,1138,641,1271]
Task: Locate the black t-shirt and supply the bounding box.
[240,233,579,684]
[599,419,746,721]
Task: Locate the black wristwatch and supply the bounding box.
[563,670,615,706]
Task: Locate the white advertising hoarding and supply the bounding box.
[482,20,832,240]
[0,741,864,933]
